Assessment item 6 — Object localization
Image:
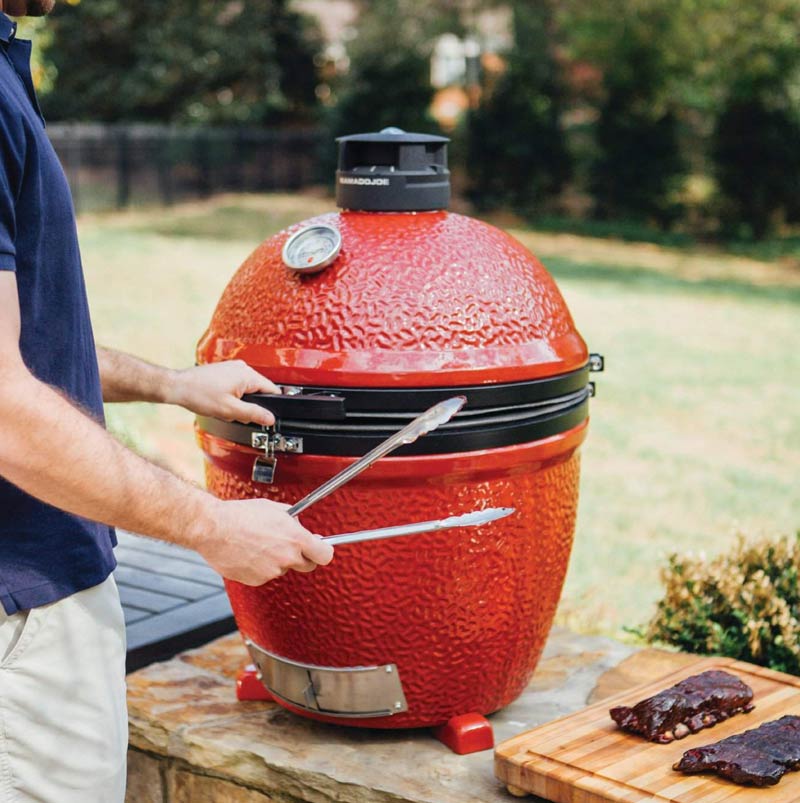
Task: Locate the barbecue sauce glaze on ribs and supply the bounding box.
[609,670,754,743]
[674,715,800,787]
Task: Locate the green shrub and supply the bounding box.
[646,533,800,675]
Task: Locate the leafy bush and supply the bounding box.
[646,534,800,675]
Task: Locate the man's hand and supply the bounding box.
[194,498,334,585]
[98,349,280,426]
[167,360,280,426]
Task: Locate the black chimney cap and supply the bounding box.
[335,127,450,212]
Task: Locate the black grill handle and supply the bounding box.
[241,392,347,421]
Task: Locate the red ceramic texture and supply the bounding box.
[197,210,588,387]
[197,208,590,728]
[199,423,586,729]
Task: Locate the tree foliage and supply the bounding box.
[325,47,439,141]
[566,1,689,226]
[700,0,800,236]
[319,0,443,178]
[41,0,322,124]
[465,0,571,212]
[324,0,442,140]
[36,0,800,238]
[713,99,800,238]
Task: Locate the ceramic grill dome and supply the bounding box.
[195,129,599,735]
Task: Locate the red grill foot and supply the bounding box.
[236,664,274,702]
[432,713,494,754]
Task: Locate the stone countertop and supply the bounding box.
[126,628,641,803]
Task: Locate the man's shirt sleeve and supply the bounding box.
[0,103,25,272]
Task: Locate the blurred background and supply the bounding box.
[19,0,799,639]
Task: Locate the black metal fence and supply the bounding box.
[48,124,327,213]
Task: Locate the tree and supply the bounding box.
[465,0,572,213]
[324,0,443,138]
[324,46,439,141]
[566,0,800,236]
[712,99,800,238]
[319,0,444,178]
[567,1,689,226]
[589,40,685,225]
[701,0,800,237]
[41,0,322,124]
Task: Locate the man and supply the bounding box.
[0,1,334,800]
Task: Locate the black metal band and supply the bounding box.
[241,365,590,417]
[198,387,589,457]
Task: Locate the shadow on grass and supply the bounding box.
[544,256,800,305]
[726,235,800,262]
[137,206,309,242]
[532,215,695,249]
[531,215,800,263]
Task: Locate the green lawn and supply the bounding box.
[78,194,800,639]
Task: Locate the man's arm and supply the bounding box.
[97,347,279,427]
[0,273,333,584]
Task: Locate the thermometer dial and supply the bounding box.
[281,225,342,274]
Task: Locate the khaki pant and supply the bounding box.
[0,576,127,802]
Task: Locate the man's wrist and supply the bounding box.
[173,484,222,553]
[97,348,183,405]
[157,366,185,407]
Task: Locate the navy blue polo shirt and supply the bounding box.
[0,14,115,614]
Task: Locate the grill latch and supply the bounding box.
[251,428,303,484]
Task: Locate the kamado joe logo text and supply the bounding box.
[339,176,391,186]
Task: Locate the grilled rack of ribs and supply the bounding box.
[674,715,800,787]
[609,669,754,743]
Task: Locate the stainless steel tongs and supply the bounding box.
[322,507,515,546]
[286,395,515,546]
[287,396,466,517]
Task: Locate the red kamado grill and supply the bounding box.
[195,128,602,753]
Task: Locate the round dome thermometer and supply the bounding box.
[281,224,342,274]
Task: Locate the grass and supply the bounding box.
[78,193,800,640]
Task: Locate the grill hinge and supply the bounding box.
[588,353,605,372]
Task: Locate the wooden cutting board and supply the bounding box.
[495,656,800,802]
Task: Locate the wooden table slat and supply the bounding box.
[124,592,235,672]
[123,606,151,625]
